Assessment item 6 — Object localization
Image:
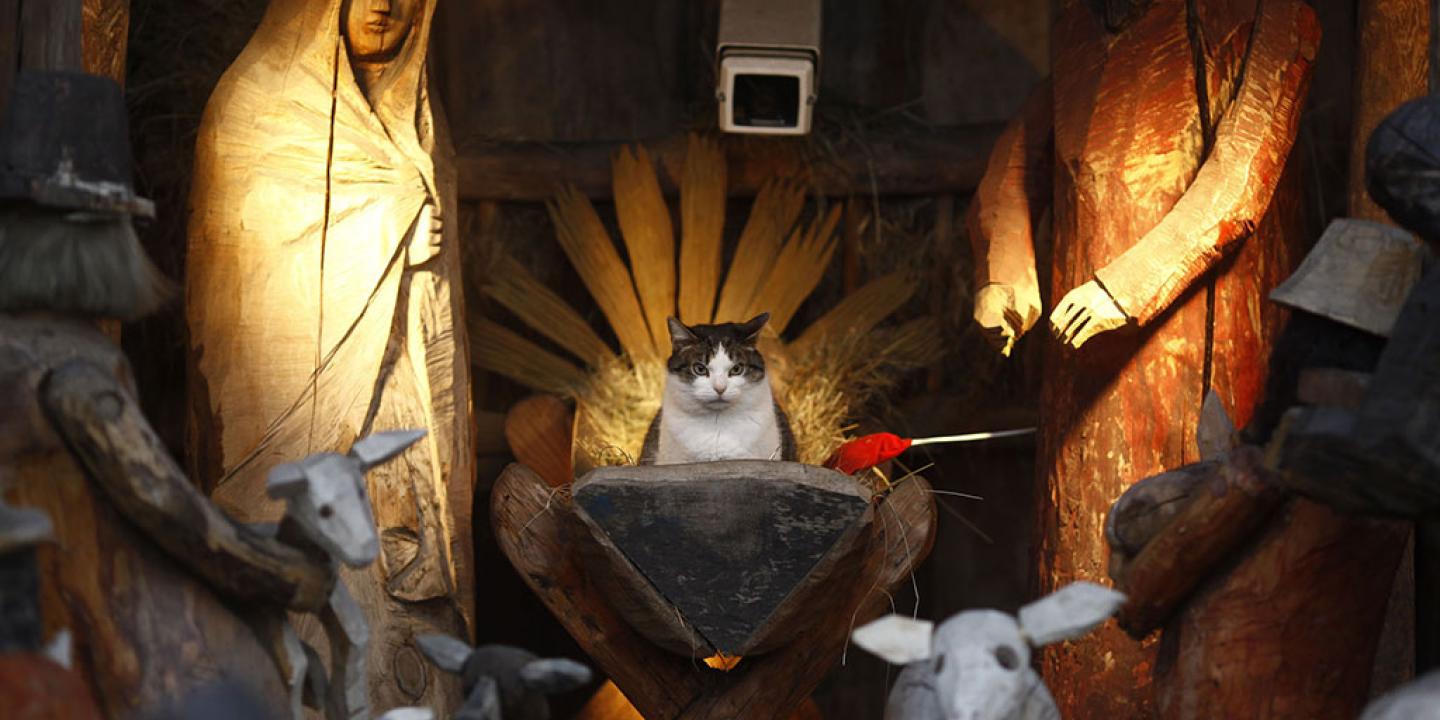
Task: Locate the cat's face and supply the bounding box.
[665,313,771,410]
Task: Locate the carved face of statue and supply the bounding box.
[341,0,419,63]
[1085,0,1154,32]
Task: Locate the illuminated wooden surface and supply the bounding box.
[185,0,473,711]
[969,0,1319,715]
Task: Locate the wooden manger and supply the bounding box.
[492,404,936,720]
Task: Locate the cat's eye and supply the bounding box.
[691,362,708,376]
[729,364,746,376]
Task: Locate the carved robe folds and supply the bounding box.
[187,0,472,711]
[968,1,1319,715]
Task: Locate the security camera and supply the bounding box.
[716,0,821,136]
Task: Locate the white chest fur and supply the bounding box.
[653,348,783,464]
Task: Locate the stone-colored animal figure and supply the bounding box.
[852,582,1125,720]
[260,429,427,720]
[1361,669,1440,720]
[416,634,592,720]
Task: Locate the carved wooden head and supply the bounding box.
[341,0,421,63]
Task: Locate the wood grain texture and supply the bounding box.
[80,0,127,83]
[0,316,288,719]
[185,0,471,710]
[1001,2,1320,716]
[570,462,872,657]
[504,395,576,488]
[1111,447,1285,638]
[455,127,1002,201]
[548,186,657,361]
[40,359,337,611]
[1351,0,1431,222]
[492,462,934,720]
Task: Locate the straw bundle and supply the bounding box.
[678,135,727,325]
[482,252,615,368]
[470,316,587,395]
[712,178,805,322]
[548,185,656,361]
[745,205,842,334]
[791,271,917,357]
[475,134,943,471]
[612,146,676,358]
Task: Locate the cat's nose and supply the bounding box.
[713,379,728,395]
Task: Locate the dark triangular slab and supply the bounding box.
[572,461,870,656]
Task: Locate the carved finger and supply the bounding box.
[1064,315,1092,347]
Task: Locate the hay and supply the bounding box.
[712,178,805,322]
[783,317,945,465]
[678,134,726,324]
[574,356,667,467]
[482,252,615,367]
[568,318,945,469]
[612,145,676,357]
[548,186,656,361]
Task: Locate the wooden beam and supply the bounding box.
[455,125,1004,201]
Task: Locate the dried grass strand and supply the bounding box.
[679,134,727,325]
[548,186,656,360]
[470,316,587,394]
[482,252,615,367]
[613,145,676,358]
[713,178,804,322]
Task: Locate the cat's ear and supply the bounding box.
[740,312,770,341]
[667,317,698,347]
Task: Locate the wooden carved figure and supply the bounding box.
[966,0,1319,713]
[187,0,473,711]
[851,582,1125,720]
[0,70,290,718]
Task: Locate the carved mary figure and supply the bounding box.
[187,0,472,708]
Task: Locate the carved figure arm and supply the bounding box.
[1091,2,1320,328]
[39,360,337,611]
[966,79,1054,356]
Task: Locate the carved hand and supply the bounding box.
[1049,280,1129,349]
[407,203,444,265]
[973,283,1041,357]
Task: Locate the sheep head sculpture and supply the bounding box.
[852,582,1126,720]
[264,429,426,569]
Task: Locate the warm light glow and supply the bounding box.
[703,653,743,671]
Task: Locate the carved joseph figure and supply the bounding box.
[187,0,473,710]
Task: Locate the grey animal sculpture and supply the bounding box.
[851,582,1126,720]
[1361,669,1440,720]
[258,429,427,720]
[415,634,593,720]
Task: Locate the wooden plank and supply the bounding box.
[1351,0,1431,222]
[455,125,1002,201]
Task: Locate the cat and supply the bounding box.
[639,312,798,465]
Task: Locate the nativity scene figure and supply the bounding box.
[186,0,473,711]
